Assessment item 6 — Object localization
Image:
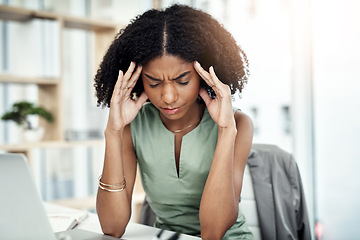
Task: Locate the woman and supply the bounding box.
[94,4,254,240]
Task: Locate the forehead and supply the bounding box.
[142,55,193,75]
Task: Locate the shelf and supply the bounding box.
[0,139,105,152]
[0,4,118,143]
[0,4,146,224]
[63,15,119,31]
[0,5,36,21]
[0,74,60,85]
[0,4,119,31]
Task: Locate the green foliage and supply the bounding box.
[1,101,54,129]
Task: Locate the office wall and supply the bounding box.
[312,0,360,239]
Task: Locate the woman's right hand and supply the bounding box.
[106,62,148,131]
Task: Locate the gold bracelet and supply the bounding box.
[98,175,126,188]
[98,183,126,192]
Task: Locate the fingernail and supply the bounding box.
[195,61,200,66]
[210,66,214,72]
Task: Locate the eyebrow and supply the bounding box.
[144,71,191,82]
[173,71,191,80]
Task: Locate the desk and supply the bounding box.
[45,202,200,240]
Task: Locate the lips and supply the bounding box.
[161,107,181,115]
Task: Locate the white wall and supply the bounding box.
[312,0,360,239]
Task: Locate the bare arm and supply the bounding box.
[96,125,137,237]
[195,62,254,240]
[199,111,253,240]
[96,62,148,237]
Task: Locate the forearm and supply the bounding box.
[199,126,238,240]
[96,128,132,237]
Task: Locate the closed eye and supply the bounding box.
[174,71,191,86]
[149,83,160,88]
[144,71,191,87]
[177,81,189,86]
[144,73,161,88]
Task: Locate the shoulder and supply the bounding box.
[233,108,254,155]
[233,108,253,131]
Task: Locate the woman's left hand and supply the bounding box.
[194,61,236,129]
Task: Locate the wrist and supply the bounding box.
[104,126,125,138]
[218,124,237,138]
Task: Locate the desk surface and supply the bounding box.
[45,202,200,240]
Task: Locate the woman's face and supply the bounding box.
[141,54,201,122]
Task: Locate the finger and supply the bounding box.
[208,66,222,97]
[194,61,214,84]
[199,88,212,107]
[110,71,123,104]
[194,61,215,87]
[123,61,136,80]
[209,66,230,98]
[209,66,223,87]
[113,70,124,96]
[128,65,143,90]
[124,65,143,98]
[134,91,148,110]
[121,61,136,89]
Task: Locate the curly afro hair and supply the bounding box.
[94,4,249,108]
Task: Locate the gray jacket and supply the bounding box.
[248,144,311,240]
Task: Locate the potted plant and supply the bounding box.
[1,101,54,141]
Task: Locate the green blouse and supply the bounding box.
[131,103,253,239]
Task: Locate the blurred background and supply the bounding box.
[0,0,359,239]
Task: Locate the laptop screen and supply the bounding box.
[0,153,57,240]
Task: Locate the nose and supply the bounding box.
[161,82,178,105]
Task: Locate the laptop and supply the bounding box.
[0,153,119,240]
